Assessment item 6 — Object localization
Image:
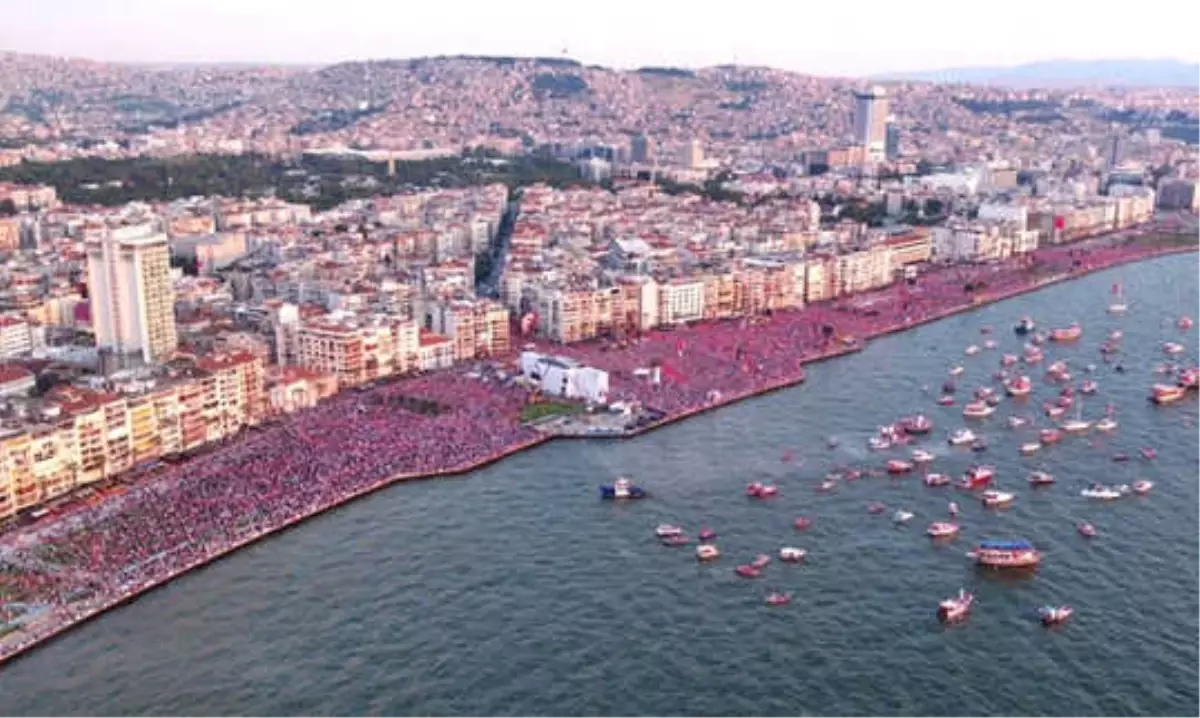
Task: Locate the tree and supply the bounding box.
[0,199,15,217]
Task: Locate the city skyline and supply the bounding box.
[1,0,1198,76]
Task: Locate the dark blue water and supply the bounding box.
[2,255,1197,716]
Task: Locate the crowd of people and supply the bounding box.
[0,229,1190,664]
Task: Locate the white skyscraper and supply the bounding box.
[854,86,889,161]
[86,223,178,368]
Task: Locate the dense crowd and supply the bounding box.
[0,232,1190,663]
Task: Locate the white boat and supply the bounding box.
[656,524,683,538]
[1132,480,1154,495]
[1163,342,1186,356]
[1080,484,1128,500]
[1019,442,1041,455]
[938,589,974,622]
[1007,416,1029,429]
[965,345,981,356]
[1060,402,1091,433]
[1095,417,1118,432]
[923,473,951,487]
[695,544,721,561]
[912,449,935,464]
[948,428,978,446]
[1027,471,1055,486]
[927,522,960,538]
[981,490,1015,507]
[868,436,892,451]
[950,366,965,376]
[893,509,915,524]
[779,547,807,562]
[983,339,998,350]
[962,401,996,419]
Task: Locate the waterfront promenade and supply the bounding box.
[0,231,1194,665]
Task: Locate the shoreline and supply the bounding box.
[0,241,1195,667]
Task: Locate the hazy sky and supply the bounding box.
[3,0,1199,76]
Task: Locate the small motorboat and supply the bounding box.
[696,544,721,561]
[1027,471,1055,486]
[1050,323,1083,342]
[1163,342,1186,356]
[661,534,690,546]
[1112,453,1130,462]
[948,428,978,446]
[1055,395,1074,409]
[962,401,996,419]
[937,395,956,406]
[938,589,974,622]
[1001,353,1019,367]
[1079,380,1098,395]
[1108,329,1123,341]
[1007,416,1029,429]
[912,449,935,464]
[1019,442,1041,456]
[1006,376,1033,397]
[815,480,836,492]
[698,528,717,542]
[981,490,1015,507]
[779,547,807,563]
[868,436,892,451]
[758,485,778,498]
[746,482,765,497]
[751,554,771,570]
[735,564,762,579]
[887,460,915,474]
[1045,404,1066,419]
[901,415,934,435]
[1039,428,1062,444]
[867,502,887,514]
[963,465,995,486]
[1078,521,1097,537]
[965,345,981,356]
[794,517,812,531]
[923,473,951,487]
[1080,484,1127,500]
[893,509,915,524]
[1039,605,1074,626]
[975,386,996,401]
[656,524,683,538]
[949,366,965,376]
[1132,480,1154,495]
[1150,384,1186,405]
[1095,417,1117,432]
[927,522,960,538]
[1140,447,1157,460]
[983,339,998,350]
[600,477,647,499]
[1179,316,1194,330]
[766,592,793,606]
[1014,317,1036,335]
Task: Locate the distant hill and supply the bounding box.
[885,59,1199,88]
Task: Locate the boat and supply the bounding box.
[1050,323,1082,342]
[1132,480,1154,495]
[1080,484,1127,500]
[962,401,995,419]
[1046,360,1068,376]
[1039,605,1074,626]
[949,366,965,377]
[1079,380,1098,395]
[968,540,1041,569]
[655,524,683,538]
[868,436,892,451]
[959,465,995,490]
[1180,368,1199,389]
[923,473,951,487]
[1014,317,1036,335]
[984,339,998,350]
[1108,329,1123,341]
[1150,384,1187,405]
[1044,404,1066,419]
[1060,403,1092,433]
[751,554,771,570]
[1023,346,1044,364]
[893,509,915,524]
[886,460,914,475]
[1094,417,1117,432]
[1007,416,1029,429]
[948,428,978,446]
[1032,332,1047,345]
[1179,316,1194,330]
[912,449,935,464]
[600,477,647,500]
[938,589,974,622]
[766,592,793,606]
[1162,342,1186,356]
[1140,447,1157,460]
[1019,442,1041,455]
[965,345,981,356]
[937,395,956,406]
[1112,453,1130,462]
[735,564,762,578]
[927,522,960,538]
[696,544,721,561]
[779,547,807,562]
[901,415,934,435]
[747,483,779,498]
[793,517,812,531]
[948,501,960,516]
[1078,522,1097,537]
[698,528,717,542]
[1027,471,1055,486]
[981,490,1015,507]
[974,386,996,401]
[1001,353,1019,367]
[1108,282,1127,314]
[1039,428,1062,444]
[1006,376,1033,397]
[661,534,689,546]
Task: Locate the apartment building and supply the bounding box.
[834,247,895,296]
[0,315,32,358]
[657,279,705,326]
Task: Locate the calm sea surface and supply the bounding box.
[2,255,1197,716]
